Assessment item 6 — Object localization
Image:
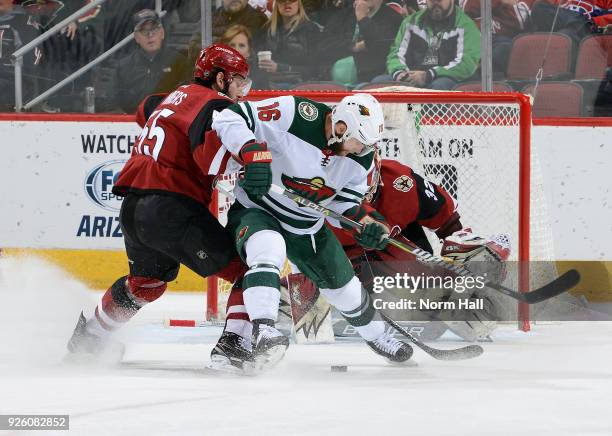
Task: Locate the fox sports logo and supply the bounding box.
[84,160,127,212]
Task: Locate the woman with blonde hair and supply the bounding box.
[220,24,269,89]
[259,0,322,87]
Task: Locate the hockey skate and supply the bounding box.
[209,331,255,374]
[64,312,125,365]
[366,331,414,364]
[251,319,289,371]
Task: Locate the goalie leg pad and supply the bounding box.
[320,276,384,341]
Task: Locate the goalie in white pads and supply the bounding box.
[206,93,414,371]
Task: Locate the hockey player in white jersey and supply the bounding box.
[208,93,413,369]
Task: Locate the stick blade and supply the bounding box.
[522,269,581,304]
[427,344,484,361]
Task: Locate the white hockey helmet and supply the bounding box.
[328,93,385,156]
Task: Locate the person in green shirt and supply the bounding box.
[375,0,481,90]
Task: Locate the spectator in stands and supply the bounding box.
[213,0,268,41]
[382,0,481,90]
[249,0,273,17]
[188,0,268,68]
[595,67,612,115]
[317,0,404,85]
[531,0,612,45]
[24,0,104,112]
[461,0,535,73]
[0,0,39,111]
[258,0,323,88]
[114,9,189,113]
[219,24,269,88]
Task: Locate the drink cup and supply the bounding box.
[257,51,272,64]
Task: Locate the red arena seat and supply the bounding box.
[522,82,584,117]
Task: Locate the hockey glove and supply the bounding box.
[441,228,511,283]
[342,204,391,250]
[238,141,273,201]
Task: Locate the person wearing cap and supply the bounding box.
[113,9,190,113]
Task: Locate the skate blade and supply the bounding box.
[253,344,288,372]
[208,355,257,376]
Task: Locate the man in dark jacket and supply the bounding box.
[317,0,404,83]
[213,0,268,41]
[114,9,189,113]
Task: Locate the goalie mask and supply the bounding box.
[328,93,385,156]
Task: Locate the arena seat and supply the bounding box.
[522,82,584,117]
[507,33,573,81]
[575,35,612,80]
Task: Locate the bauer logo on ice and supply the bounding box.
[84,160,127,212]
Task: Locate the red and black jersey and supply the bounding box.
[333,159,460,255]
[113,84,234,207]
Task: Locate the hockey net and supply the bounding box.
[205,89,556,331]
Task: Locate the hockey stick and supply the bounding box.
[379,312,484,360]
[269,184,580,305]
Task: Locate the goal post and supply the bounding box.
[206,89,553,332]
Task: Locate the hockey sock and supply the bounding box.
[86,275,167,338]
[242,230,285,322]
[242,264,281,321]
[224,283,252,341]
[320,276,384,341]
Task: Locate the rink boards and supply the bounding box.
[0,114,610,297]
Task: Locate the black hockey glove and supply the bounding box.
[342,204,390,250]
[238,141,272,201]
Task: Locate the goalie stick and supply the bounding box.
[268,184,581,305]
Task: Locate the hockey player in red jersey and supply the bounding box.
[66,44,251,361]
[336,155,511,341]
[216,155,511,369]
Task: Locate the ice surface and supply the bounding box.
[1,256,612,436]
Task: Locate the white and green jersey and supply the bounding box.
[211,96,373,235]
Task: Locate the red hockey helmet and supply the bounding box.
[193,43,250,82]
